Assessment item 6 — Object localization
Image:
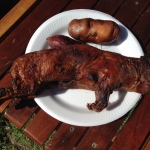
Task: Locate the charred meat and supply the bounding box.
[0,44,150,112]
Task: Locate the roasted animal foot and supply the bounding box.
[87,101,108,112]
[87,90,110,112]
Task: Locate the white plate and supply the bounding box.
[26,9,143,126]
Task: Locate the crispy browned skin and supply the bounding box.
[68,18,120,43]
[0,44,150,112]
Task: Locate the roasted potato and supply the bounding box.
[68,18,120,43]
[47,35,81,48]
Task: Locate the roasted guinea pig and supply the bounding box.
[0,44,150,112]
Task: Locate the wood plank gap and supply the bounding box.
[54,121,63,131]
[146,40,150,49]
[64,0,98,11]
[94,0,125,16]
[89,0,100,9]
[57,0,73,13]
[42,121,63,147]
[42,123,64,148]
[74,127,89,147]
[43,130,57,149]
[93,0,101,8]
[45,124,87,150]
[140,132,150,150]
[131,2,150,29]
[132,4,150,48]
[21,107,40,130]
[111,0,126,17]
[24,109,60,146]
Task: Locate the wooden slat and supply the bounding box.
[0,0,37,37]
[0,0,70,77]
[45,123,87,150]
[75,118,124,150]
[109,95,150,150]
[114,0,149,28]
[94,0,124,15]
[0,73,12,88]
[146,42,150,54]
[0,73,13,112]
[132,5,150,46]
[142,134,150,150]
[0,99,12,113]
[24,109,60,146]
[64,0,98,11]
[4,98,38,128]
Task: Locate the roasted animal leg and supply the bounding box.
[87,90,111,112]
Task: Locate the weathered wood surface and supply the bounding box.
[0,0,149,149]
[0,0,37,38]
[24,109,60,146]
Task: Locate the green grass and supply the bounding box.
[0,113,49,150]
[0,114,37,150]
[0,113,12,149]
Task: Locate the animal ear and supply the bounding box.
[86,90,111,112]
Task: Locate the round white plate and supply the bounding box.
[26,9,143,126]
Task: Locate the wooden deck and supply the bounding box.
[0,0,150,149]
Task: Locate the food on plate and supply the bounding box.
[47,35,81,48]
[0,44,150,112]
[68,18,120,43]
